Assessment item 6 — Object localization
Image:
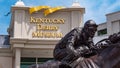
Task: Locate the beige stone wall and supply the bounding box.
[10,7,85,39]
[106,11,120,35]
[0,57,12,68]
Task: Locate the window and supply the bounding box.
[21,58,36,68]
[38,58,54,64]
[97,29,107,36]
[21,57,53,68]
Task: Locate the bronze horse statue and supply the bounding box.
[29,37,120,68]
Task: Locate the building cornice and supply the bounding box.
[10,37,60,45]
[10,38,59,49]
[98,22,107,25]
[106,11,120,16]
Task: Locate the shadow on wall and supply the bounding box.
[0,35,10,48]
[3,35,10,45]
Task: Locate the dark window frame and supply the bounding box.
[20,57,53,68]
[97,29,107,36]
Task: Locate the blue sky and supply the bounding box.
[0,0,120,35]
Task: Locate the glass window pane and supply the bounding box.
[98,29,107,36]
[38,58,53,62]
[21,57,36,62]
[21,64,33,68]
[21,57,36,68]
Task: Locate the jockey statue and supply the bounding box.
[53,20,98,68]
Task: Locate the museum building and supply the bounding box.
[94,10,120,43]
[0,1,120,68]
[0,1,85,68]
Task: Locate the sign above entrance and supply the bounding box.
[29,6,66,38]
[30,17,65,38]
[29,6,65,16]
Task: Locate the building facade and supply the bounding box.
[0,1,85,68]
[94,11,120,43]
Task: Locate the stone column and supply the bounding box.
[15,48,21,68]
[71,9,84,29]
[14,9,26,38]
[71,11,81,29]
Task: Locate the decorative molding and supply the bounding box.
[10,38,60,44]
[10,38,59,49]
[0,49,13,57]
